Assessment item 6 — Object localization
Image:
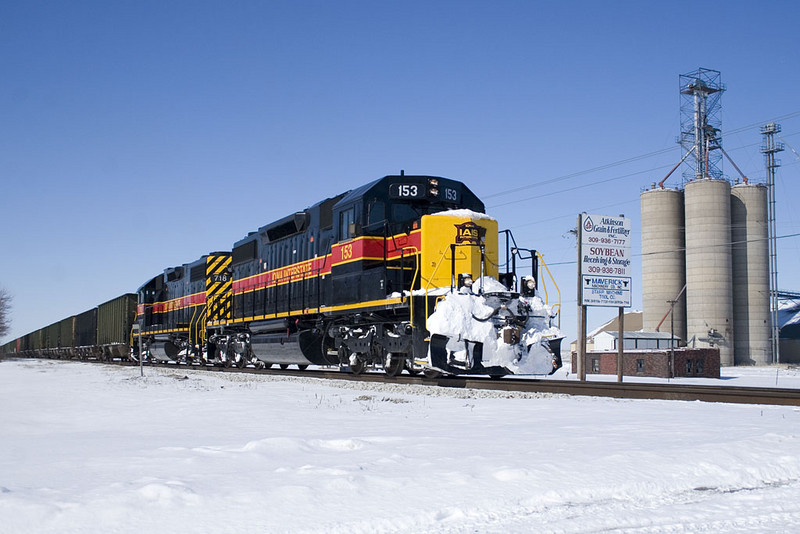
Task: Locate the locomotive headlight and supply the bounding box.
[521,276,536,297]
[429,187,439,197]
[458,273,474,291]
[428,178,439,187]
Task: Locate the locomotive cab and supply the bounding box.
[328,175,486,304]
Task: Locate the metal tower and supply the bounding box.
[679,68,725,182]
[761,122,784,363]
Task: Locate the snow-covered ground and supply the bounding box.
[551,361,800,389]
[2,359,800,533]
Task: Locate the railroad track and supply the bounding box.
[116,359,800,407]
[5,356,799,406]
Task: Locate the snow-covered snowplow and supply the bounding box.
[425,277,563,377]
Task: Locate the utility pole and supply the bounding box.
[668,297,677,378]
[577,214,586,381]
[761,122,783,363]
[617,306,624,383]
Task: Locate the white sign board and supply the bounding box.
[580,213,632,307]
[582,275,632,307]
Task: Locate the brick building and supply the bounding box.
[571,347,720,379]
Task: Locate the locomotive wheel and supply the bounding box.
[279,364,289,370]
[384,354,405,377]
[297,364,309,370]
[422,368,442,379]
[349,357,365,375]
[405,365,420,376]
[236,356,247,369]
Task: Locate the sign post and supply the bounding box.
[577,213,632,382]
[576,215,586,381]
[132,323,142,377]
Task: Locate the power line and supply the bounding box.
[724,111,800,136]
[482,146,679,200]
[508,197,640,230]
[489,162,673,209]
[484,111,800,201]
[542,231,800,267]
[487,129,800,211]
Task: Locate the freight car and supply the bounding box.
[3,173,563,377]
[2,295,137,361]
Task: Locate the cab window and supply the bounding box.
[367,201,385,227]
[339,207,355,241]
[392,203,418,225]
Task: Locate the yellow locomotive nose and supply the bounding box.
[418,213,499,292]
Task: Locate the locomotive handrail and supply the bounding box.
[449,243,485,294]
[423,246,463,328]
[189,306,198,345]
[235,263,330,322]
[398,246,420,326]
[199,307,208,345]
[189,304,207,349]
[537,251,561,329]
[428,246,466,294]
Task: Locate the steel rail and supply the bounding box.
[139,360,800,407]
[6,356,800,406]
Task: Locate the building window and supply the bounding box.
[591,358,600,373]
[696,358,704,375]
[686,359,693,375]
[636,359,644,373]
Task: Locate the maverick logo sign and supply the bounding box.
[454,222,485,245]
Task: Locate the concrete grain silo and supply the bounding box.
[730,183,771,364]
[641,187,686,341]
[684,179,734,365]
[638,69,775,366]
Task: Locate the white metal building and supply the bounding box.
[593,331,680,352]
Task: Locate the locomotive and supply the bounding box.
[3,174,563,377]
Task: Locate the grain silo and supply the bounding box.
[641,186,686,341]
[639,69,777,367]
[730,183,771,364]
[684,178,734,366]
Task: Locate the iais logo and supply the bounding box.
[454,222,485,245]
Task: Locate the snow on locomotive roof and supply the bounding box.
[429,208,495,220]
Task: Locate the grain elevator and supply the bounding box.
[641,69,772,366]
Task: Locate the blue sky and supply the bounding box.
[2,1,799,343]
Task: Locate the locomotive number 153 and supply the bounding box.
[389,183,459,202]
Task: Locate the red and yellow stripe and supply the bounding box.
[232,231,422,295]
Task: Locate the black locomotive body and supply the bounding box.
[205,174,492,374]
